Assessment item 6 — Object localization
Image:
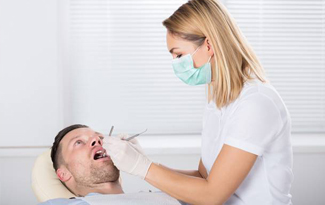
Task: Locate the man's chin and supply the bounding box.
[92,161,120,181]
[100,158,120,173]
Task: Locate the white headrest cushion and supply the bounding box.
[31,149,75,202]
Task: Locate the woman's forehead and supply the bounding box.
[167,32,196,52]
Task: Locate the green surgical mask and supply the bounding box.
[172,46,212,86]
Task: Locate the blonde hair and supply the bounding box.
[163,0,267,108]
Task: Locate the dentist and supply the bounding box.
[107,0,293,204]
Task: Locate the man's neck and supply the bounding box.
[74,180,124,197]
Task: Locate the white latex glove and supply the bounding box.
[106,136,152,179]
[115,133,146,155]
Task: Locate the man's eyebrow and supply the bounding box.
[94,132,105,140]
[95,132,105,140]
[68,135,81,146]
[169,47,179,54]
[68,132,103,147]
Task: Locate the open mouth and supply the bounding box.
[93,149,108,160]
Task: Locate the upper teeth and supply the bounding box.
[95,150,106,158]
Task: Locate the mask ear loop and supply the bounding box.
[191,46,201,57]
[193,45,212,64]
[205,55,212,83]
[207,55,212,63]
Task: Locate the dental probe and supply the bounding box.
[108,126,114,137]
[125,128,148,141]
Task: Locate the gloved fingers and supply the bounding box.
[107,141,139,167]
[106,138,125,157]
[106,135,123,144]
[106,138,152,178]
[106,144,119,159]
[106,136,146,164]
[116,133,129,140]
[107,134,140,148]
[128,139,145,155]
[116,134,141,147]
[106,137,135,154]
[109,133,140,146]
[128,137,140,145]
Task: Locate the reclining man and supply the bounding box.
[40,124,185,205]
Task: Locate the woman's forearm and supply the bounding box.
[145,145,257,205]
[158,164,203,178]
[145,163,222,205]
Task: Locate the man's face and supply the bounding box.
[59,127,119,187]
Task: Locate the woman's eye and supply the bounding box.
[176,54,182,58]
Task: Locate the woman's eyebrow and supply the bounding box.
[169,47,179,54]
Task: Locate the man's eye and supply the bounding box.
[75,140,83,145]
[176,54,182,58]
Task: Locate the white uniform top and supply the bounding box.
[201,78,293,205]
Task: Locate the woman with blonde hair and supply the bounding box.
[107,0,293,204]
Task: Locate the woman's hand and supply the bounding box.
[115,133,146,155]
[106,136,152,179]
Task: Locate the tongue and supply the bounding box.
[94,154,101,160]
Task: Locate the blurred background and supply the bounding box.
[0,0,324,204]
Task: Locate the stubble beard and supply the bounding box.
[73,160,120,187]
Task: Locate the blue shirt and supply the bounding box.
[38,198,88,205]
[38,192,189,205]
[38,193,100,205]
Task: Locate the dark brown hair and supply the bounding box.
[51,124,88,170]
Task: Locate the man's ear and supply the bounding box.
[56,167,72,182]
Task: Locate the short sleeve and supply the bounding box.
[223,93,282,156]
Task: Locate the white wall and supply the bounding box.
[0,0,61,147]
[0,149,325,205]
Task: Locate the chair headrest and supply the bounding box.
[31,149,75,202]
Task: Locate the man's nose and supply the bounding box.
[90,137,102,147]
